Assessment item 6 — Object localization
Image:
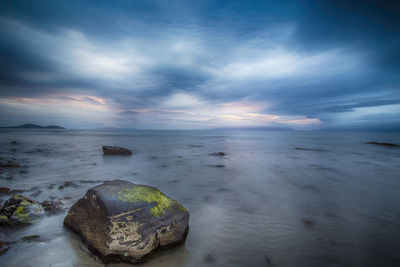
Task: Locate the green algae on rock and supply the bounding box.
[0,195,45,225]
[118,186,186,217]
[64,180,189,264]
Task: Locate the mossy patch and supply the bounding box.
[117,186,186,217]
[14,206,31,222]
[12,203,44,223]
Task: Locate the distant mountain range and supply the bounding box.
[1,123,65,129]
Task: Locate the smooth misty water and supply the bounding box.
[0,129,400,267]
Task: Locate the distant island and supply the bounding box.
[0,123,65,129]
[212,126,294,131]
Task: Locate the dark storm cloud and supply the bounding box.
[321,99,400,113]
[0,0,399,129]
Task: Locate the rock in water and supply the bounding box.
[210,152,225,156]
[365,142,399,147]
[0,187,10,194]
[0,195,45,225]
[40,200,65,215]
[63,180,189,263]
[102,146,132,155]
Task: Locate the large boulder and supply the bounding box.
[102,146,132,155]
[63,180,189,263]
[0,195,45,226]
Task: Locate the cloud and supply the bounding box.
[0,0,399,130]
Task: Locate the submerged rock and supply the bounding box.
[365,142,399,148]
[47,184,55,190]
[0,195,45,226]
[295,147,324,151]
[20,235,41,242]
[0,157,20,168]
[303,219,314,226]
[40,200,65,215]
[29,190,42,197]
[102,146,132,156]
[0,240,10,255]
[204,254,216,263]
[213,164,225,168]
[64,180,189,264]
[79,180,104,184]
[63,181,80,188]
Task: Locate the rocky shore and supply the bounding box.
[0,144,191,264]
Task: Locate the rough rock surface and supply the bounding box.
[64,180,189,263]
[102,146,133,155]
[0,195,45,225]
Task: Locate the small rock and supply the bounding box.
[210,152,225,156]
[204,254,216,263]
[214,165,225,168]
[304,219,314,226]
[63,181,79,188]
[0,187,10,194]
[102,146,132,156]
[40,200,65,215]
[58,185,65,190]
[264,255,273,266]
[10,141,17,144]
[30,190,42,197]
[8,189,25,194]
[20,235,40,242]
[4,162,20,168]
[47,185,55,190]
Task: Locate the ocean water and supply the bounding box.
[0,129,400,267]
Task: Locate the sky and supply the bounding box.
[0,0,399,130]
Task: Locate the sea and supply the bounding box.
[0,129,399,267]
